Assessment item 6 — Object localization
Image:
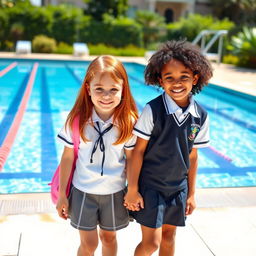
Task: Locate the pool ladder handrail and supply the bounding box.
[192,30,228,64]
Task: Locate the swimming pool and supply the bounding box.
[0,58,255,193]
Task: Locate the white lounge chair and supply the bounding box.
[16,40,32,54]
[73,43,89,56]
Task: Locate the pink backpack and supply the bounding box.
[49,116,80,204]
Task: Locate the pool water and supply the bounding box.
[0,59,255,193]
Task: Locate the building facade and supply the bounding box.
[128,0,212,22]
[41,0,213,23]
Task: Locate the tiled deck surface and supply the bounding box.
[0,53,256,256]
[1,188,256,256]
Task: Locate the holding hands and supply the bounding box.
[124,189,144,211]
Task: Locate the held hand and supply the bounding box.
[185,195,196,216]
[124,191,144,211]
[56,195,69,220]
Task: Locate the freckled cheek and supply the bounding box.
[90,92,100,101]
[114,91,122,102]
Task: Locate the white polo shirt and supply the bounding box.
[133,93,210,148]
[57,109,137,195]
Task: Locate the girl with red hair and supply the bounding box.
[56,55,138,256]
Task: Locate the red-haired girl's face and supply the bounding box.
[88,72,123,121]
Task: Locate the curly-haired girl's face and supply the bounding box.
[159,59,199,107]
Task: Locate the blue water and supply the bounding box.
[0,59,255,193]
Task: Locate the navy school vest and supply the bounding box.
[139,94,208,193]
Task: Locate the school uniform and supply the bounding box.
[132,93,209,228]
[57,108,136,231]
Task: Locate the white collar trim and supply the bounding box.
[87,108,118,126]
[162,93,200,118]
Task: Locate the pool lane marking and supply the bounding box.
[128,75,157,112]
[0,63,39,171]
[1,166,255,179]
[200,147,235,169]
[34,67,236,166]
[128,75,234,164]
[0,73,30,145]
[208,146,232,162]
[197,166,256,176]
[65,64,83,84]
[40,67,58,179]
[0,62,17,77]
[201,103,256,133]
[129,75,256,133]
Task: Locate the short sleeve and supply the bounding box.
[193,115,210,148]
[133,104,154,140]
[57,123,74,148]
[124,134,137,150]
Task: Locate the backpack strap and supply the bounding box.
[65,116,80,194]
[71,116,80,156]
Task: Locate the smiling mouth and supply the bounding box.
[171,88,185,93]
[99,101,113,105]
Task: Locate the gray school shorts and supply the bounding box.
[68,186,129,231]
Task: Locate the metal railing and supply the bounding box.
[192,30,228,64]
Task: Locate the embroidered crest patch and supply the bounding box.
[188,124,200,141]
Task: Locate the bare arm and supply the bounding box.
[186,147,198,215]
[124,148,132,176]
[124,137,149,211]
[56,146,74,219]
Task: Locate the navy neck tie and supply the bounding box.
[90,121,113,176]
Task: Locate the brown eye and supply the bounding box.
[166,77,174,82]
[181,76,189,81]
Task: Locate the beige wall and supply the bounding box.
[195,1,212,15]
[156,2,189,21]
[128,0,197,22]
[44,0,212,19]
[129,0,148,10]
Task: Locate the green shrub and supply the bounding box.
[88,44,145,56]
[223,54,239,65]
[167,14,234,42]
[0,40,14,51]
[10,22,24,41]
[135,10,166,48]
[80,15,143,48]
[54,42,73,54]
[1,4,143,50]
[48,5,86,44]
[0,10,8,44]
[32,35,56,53]
[227,27,256,68]
[5,4,52,41]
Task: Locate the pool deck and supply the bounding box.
[0,53,256,256]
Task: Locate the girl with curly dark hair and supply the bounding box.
[124,40,213,256]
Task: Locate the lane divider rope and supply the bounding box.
[208,145,232,162]
[0,63,39,171]
[0,62,18,77]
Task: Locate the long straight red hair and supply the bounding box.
[66,55,138,144]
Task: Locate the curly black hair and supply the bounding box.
[145,40,213,95]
